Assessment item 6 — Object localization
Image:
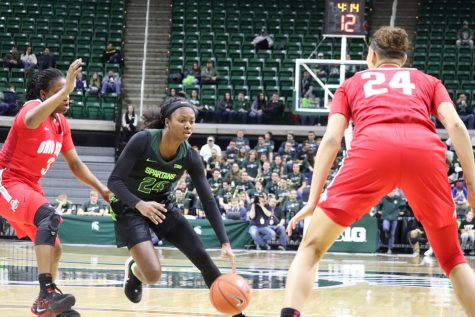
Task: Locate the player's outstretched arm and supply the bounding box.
[62,149,112,203]
[25,59,82,129]
[438,102,475,206]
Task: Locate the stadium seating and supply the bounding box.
[168,0,368,122]
[414,0,475,101]
[0,0,125,120]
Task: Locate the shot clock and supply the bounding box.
[323,0,366,37]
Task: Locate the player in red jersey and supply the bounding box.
[0,59,111,317]
[280,27,475,317]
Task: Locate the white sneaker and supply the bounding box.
[424,248,433,256]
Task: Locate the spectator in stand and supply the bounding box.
[89,72,102,95]
[207,168,222,195]
[236,146,248,167]
[101,70,121,95]
[288,163,307,198]
[237,171,255,192]
[453,180,470,218]
[264,131,275,152]
[271,155,286,176]
[182,62,201,85]
[459,210,475,254]
[232,130,250,150]
[303,131,319,155]
[279,132,299,153]
[217,180,235,212]
[282,189,303,237]
[53,194,73,215]
[225,162,242,188]
[249,92,266,124]
[249,192,275,250]
[75,71,87,93]
[225,140,239,161]
[300,70,314,97]
[456,21,474,49]
[102,42,121,64]
[225,197,248,220]
[455,93,474,129]
[242,150,260,179]
[265,172,281,195]
[254,135,273,161]
[345,54,358,78]
[206,148,221,175]
[4,45,22,68]
[121,104,138,144]
[279,142,298,166]
[246,179,266,198]
[189,89,205,122]
[258,161,273,186]
[20,46,37,70]
[314,52,329,79]
[174,189,192,217]
[0,85,17,116]
[77,190,108,216]
[251,29,274,50]
[376,189,405,254]
[267,196,288,250]
[215,92,235,123]
[235,92,250,124]
[37,47,56,70]
[259,152,270,167]
[276,177,291,204]
[263,92,285,123]
[168,88,177,98]
[201,60,219,84]
[238,190,251,211]
[199,136,222,161]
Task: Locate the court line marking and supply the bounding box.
[0,303,271,317]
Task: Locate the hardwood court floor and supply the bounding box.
[0,240,471,317]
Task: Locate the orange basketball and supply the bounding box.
[209,273,252,315]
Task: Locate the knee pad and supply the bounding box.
[34,204,61,246]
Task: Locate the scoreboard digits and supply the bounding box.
[324,0,365,37]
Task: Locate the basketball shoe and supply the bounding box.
[124,257,142,303]
[31,283,76,316]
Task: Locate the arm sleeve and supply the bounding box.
[107,131,148,208]
[186,149,229,244]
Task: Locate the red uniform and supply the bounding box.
[320,66,465,275]
[0,100,74,242]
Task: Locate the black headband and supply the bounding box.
[162,100,196,119]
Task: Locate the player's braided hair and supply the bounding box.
[143,97,195,129]
[370,26,408,60]
[26,68,64,101]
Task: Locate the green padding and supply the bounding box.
[60,215,252,249]
[162,219,252,249]
[328,215,379,253]
[60,215,116,245]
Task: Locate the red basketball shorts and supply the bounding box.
[0,169,58,244]
[318,124,465,275]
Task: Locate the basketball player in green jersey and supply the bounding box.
[108,97,247,317]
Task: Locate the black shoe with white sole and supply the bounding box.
[123,257,142,303]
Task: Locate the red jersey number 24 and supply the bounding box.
[362,71,415,98]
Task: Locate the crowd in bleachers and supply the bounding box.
[0,0,125,120]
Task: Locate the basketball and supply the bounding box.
[209,273,252,315]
